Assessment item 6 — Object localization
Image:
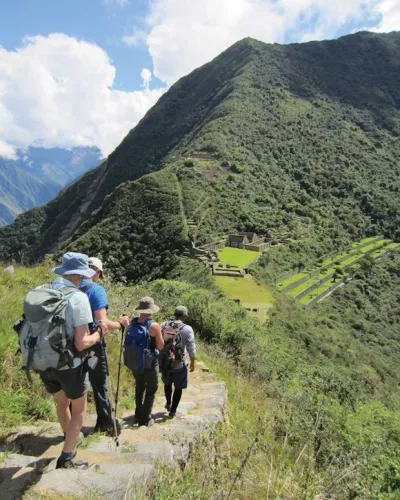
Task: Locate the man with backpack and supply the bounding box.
[16,252,108,469]
[160,306,196,418]
[80,257,126,434]
[120,297,163,427]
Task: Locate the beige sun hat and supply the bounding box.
[88,256,104,278]
[134,297,160,315]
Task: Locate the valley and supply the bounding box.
[1,30,400,498]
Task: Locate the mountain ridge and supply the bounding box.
[0,146,102,225]
[1,31,399,279]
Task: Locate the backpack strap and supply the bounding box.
[25,344,35,384]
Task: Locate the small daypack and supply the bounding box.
[124,319,157,371]
[159,320,185,371]
[14,284,78,381]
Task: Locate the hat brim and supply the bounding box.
[134,305,160,315]
[53,266,96,279]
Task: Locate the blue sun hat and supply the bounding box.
[53,252,96,278]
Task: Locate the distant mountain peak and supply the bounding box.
[0,31,399,280]
[0,146,101,225]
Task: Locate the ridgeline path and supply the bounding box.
[0,362,227,499]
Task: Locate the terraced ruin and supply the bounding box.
[277,236,399,307]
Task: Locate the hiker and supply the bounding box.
[80,257,127,434]
[17,252,108,469]
[120,297,164,427]
[160,306,196,418]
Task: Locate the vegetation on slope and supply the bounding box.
[59,168,187,282]
[287,239,391,295]
[2,252,400,497]
[1,32,400,283]
[277,236,382,289]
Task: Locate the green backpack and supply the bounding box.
[14,284,78,381]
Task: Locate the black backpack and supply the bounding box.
[159,320,184,370]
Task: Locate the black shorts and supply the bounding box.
[39,365,89,400]
[161,365,188,390]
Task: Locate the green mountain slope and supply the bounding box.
[1,31,399,278]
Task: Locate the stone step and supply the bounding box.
[32,462,154,499]
[0,361,228,499]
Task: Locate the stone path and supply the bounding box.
[0,362,227,499]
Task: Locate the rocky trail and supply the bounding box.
[0,362,227,499]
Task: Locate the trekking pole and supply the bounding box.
[98,321,120,447]
[102,340,120,447]
[114,324,125,422]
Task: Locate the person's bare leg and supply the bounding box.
[63,395,87,454]
[55,390,71,433]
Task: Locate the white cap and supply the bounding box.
[88,257,104,277]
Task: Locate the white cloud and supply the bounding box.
[103,0,128,7]
[124,0,400,86]
[122,30,148,46]
[0,139,17,160]
[0,34,165,158]
[371,0,400,32]
[140,68,152,89]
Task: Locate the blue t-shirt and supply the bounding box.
[80,279,109,322]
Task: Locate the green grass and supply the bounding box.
[299,278,337,305]
[288,240,391,298]
[216,274,274,303]
[278,236,383,289]
[135,348,322,499]
[217,248,260,268]
[0,264,58,431]
[370,242,399,258]
[215,274,274,320]
[299,243,400,305]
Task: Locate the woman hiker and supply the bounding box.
[120,297,164,427]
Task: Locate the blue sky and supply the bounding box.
[0,0,398,159]
[0,0,156,90]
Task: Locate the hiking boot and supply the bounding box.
[94,419,121,436]
[56,455,89,470]
[142,418,154,427]
[105,419,122,437]
[165,402,171,412]
[169,411,176,418]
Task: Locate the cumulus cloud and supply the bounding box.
[0,139,17,160]
[125,0,400,85]
[371,0,400,32]
[0,34,165,158]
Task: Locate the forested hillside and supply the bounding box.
[0,31,399,281]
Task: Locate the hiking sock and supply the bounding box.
[58,451,73,464]
[164,384,172,406]
[171,389,182,413]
